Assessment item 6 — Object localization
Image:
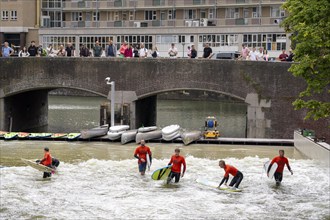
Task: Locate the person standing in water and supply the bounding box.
[167,148,186,184]
[268,150,293,186]
[38,147,53,178]
[218,160,243,190]
[134,140,152,175]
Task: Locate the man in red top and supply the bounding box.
[134,140,152,175]
[268,150,293,186]
[167,148,186,184]
[38,147,52,178]
[218,160,244,190]
[279,50,288,61]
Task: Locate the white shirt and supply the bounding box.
[139,48,148,57]
[168,47,178,57]
[249,50,258,61]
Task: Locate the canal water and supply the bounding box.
[1,141,329,219]
[48,95,247,137]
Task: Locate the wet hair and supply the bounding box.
[219,160,225,165]
[44,147,49,152]
[174,148,180,152]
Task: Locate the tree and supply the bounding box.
[281,0,330,121]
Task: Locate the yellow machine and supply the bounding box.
[204,116,220,139]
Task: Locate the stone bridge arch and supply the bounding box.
[1,57,327,139]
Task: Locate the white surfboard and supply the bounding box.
[162,125,180,135]
[109,125,129,132]
[21,158,54,173]
[146,152,151,171]
[264,161,278,179]
[196,178,243,192]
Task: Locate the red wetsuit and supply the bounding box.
[223,164,238,178]
[169,155,186,174]
[41,152,52,166]
[271,156,291,173]
[134,145,151,164]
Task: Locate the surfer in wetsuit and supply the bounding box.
[38,147,52,178]
[268,150,293,186]
[167,148,186,184]
[218,160,243,190]
[134,140,152,175]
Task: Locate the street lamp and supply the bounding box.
[105,77,115,127]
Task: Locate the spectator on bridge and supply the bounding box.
[279,50,288,62]
[151,46,159,58]
[240,44,249,60]
[57,45,66,57]
[138,43,148,58]
[202,43,213,59]
[133,44,139,58]
[286,49,294,62]
[65,42,75,57]
[263,49,269,61]
[189,45,197,58]
[93,41,103,57]
[105,39,117,57]
[37,45,47,57]
[124,44,133,58]
[1,42,14,57]
[187,46,191,57]
[256,47,264,61]
[248,47,258,61]
[80,44,90,57]
[119,41,128,58]
[168,43,178,58]
[28,41,38,57]
[18,46,30,57]
[47,44,56,57]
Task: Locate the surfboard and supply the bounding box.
[264,161,278,179]
[146,152,151,171]
[151,165,172,180]
[21,158,54,173]
[196,178,243,192]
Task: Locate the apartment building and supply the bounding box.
[0,0,39,53]
[1,0,290,57]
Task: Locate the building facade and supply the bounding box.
[0,0,40,54]
[1,0,290,57]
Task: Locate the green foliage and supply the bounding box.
[281,0,330,120]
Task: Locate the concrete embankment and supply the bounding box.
[294,131,330,166]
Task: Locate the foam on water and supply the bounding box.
[1,156,329,219]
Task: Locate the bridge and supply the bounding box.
[0,58,328,139]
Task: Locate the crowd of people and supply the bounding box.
[239,43,294,62]
[1,40,294,62]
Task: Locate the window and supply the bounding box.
[252,7,259,18]
[93,12,99,21]
[72,12,82,21]
[145,10,156,20]
[114,11,119,21]
[270,7,280,17]
[168,9,176,20]
[226,8,239,19]
[198,34,238,47]
[208,8,215,19]
[243,33,286,50]
[1,10,9,20]
[184,9,197,20]
[129,11,134,20]
[10,10,17,20]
